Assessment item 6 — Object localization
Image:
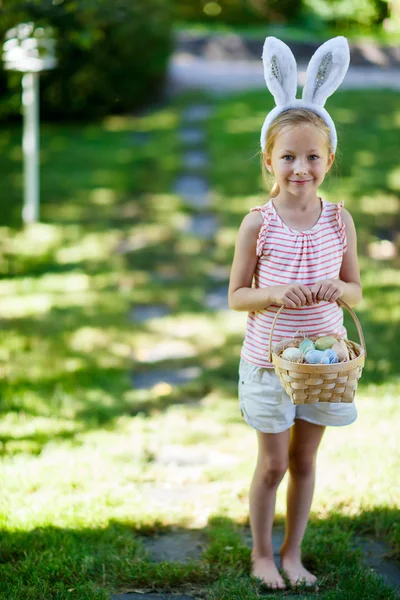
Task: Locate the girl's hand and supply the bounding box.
[270,284,313,308]
[310,279,344,303]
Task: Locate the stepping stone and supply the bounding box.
[130,305,170,323]
[112,595,195,600]
[208,264,230,282]
[204,285,229,310]
[130,131,150,145]
[356,536,400,590]
[173,174,210,208]
[182,105,212,122]
[154,265,181,282]
[141,483,210,507]
[182,149,209,170]
[154,446,235,468]
[179,127,205,145]
[132,366,202,390]
[184,214,219,239]
[242,526,285,561]
[367,239,397,260]
[141,530,205,563]
[155,448,210,467]
[134,341,196,364]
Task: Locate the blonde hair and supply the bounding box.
[260,109,333,198]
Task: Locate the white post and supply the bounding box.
[3,23,56,225]
[22,71,39,224]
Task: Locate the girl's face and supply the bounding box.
[264,124,334,198]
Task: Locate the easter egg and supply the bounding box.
[331,341,349,362]
[299,339,314,354]
[323,349,339,364]
[315,336,337,351]
[305,349,325,364]
[282,347,303,362]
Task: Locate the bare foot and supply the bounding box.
[251,556,286,589]
[280,554,317,587]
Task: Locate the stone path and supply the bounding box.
[141,530,206,563]
[112,517,400,597]
[132,366,202,390]
[173,173,210,209]
[204,285,229,310]
[112,595,196,600]
[182,149,209,170]
[131,305,171,323]
[356,536,400,591]
[131,98,226,393]
[112,595,313,599]
[169,31,400,93]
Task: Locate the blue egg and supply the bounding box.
[305,349,325,364]
[323,349,339,364]
[299,339,314,354]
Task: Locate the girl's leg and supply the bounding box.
[250,428,290,589]
[280,418,326,585]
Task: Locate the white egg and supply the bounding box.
[282,347,303,362]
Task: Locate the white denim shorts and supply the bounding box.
[238,357,357,434]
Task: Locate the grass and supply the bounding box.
[0,89,399,599]
[174,20,400,46]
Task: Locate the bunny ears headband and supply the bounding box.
[260,36,350,152]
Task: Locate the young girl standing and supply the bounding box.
[228,37,362,589]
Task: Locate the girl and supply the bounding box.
[228,37,362,589]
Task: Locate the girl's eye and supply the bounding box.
[282,155,293,160]
[309,155,319,160]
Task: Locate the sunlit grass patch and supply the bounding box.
[0,91,399,598]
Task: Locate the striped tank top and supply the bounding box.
[240,198,348,368]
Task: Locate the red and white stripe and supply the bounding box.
[241,199,348,368]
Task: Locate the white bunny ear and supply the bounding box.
[302,36,350,106]
[262,37,297,106]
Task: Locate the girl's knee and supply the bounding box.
[288,451,315,477]
[258,458,288,487]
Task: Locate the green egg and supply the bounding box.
[315,335,337,351]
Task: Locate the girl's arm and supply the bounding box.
[311,208,362,307]
[228,212,313,311]
[338,208,362,306]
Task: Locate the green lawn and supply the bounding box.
[0,90,399,599]
[174,21,400,46]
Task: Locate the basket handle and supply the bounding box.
[267,298,367,363]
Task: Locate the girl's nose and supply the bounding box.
[294,162,308,175]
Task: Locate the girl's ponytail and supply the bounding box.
[270,182,280,198]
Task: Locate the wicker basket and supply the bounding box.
[268,299,366,405]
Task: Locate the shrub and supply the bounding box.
[301,0,387,28]
[175,0,303,26]
[0,0,173,121]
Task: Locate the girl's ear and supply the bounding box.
[326,152,335,172]
[263,154,274,173]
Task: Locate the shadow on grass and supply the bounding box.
[0,512,399,600]
[0,292,399,456]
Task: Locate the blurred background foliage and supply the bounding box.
[1,1,400,122]
[0,0,173,121]
[174,0,396,31]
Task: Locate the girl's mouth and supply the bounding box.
[289,179,313,185]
